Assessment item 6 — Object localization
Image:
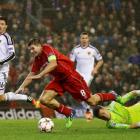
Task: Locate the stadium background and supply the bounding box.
[0,0,140,119]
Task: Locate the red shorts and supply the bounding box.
[45,71,91,101]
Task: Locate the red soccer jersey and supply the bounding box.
[31,44,75,80]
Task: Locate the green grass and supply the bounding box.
[0,118,140,140]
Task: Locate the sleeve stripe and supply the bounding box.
[3,33,13,45]
[89,45,100,54]
[0,52,15,64]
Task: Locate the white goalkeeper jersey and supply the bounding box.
[0,32,15,73]
[70,44,102,85]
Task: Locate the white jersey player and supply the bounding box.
[0,16,36,104]
[0,17,15,95]
[70,32,103,86]
[0,32,15,94]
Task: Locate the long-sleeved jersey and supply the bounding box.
[0,32,15,73]
[106,101,140,129]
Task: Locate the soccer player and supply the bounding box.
[93,90,140,129]
[70,32,103,109]
[0,16,34,103]
[16,38,119,128]
[70,32,103,86]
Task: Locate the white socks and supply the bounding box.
[5,92,28,101]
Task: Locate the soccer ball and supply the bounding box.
[38,117,54,133]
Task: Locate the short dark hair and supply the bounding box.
[93,105,103,118]
[0,16,8,24]
[28,38,42,46]
[80,32,89,37]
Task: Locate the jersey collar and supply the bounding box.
[80,44,90,49]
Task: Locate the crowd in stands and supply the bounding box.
[0,0,139,104]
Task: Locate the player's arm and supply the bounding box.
[0,52,15,65]
[94,59,103,71]
[107,120,130,129]
[0,34,15,65]
[28,55,57,80]
[92,47,104,75]
[16,72,35,94]
[92,59,103,75]
[38,58,57,78]
[107,120,140,129]
[69,48,76,62]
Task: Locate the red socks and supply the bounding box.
[96,93,116,102]
[56,104,72,117]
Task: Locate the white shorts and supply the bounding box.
[0,72,8,95]
[82,75,93,86]
[76,71,94,86]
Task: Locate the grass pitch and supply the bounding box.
[0,118,139,140]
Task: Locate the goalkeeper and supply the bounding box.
[93,90,140,129]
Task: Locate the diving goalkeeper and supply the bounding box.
[93,90,140,129]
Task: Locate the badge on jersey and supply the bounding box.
[88,52,91,55]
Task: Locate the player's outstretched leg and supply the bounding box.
[94,90,122,103]
[29,98,41,108]
[55,104,76,128]
[65,109,76,129]
[109,90,122,103]
[119,90,140,105]
[4,92,42,108]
